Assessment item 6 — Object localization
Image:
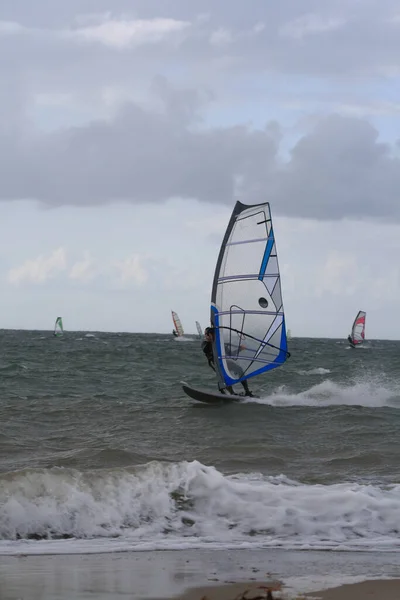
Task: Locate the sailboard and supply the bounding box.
[54,316,64,337]
[348,311,366,348]
[171,310,184,337]
[195,321,203,338]
[182,384,240,405]
[182,200,290,403]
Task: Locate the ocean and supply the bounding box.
[1,330,400,556]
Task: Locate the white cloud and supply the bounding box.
[253,22,265,34]
[209,22,266,47]
[316,251,361,297]
[0,21,24,35]
[279,13,347,40]
[209,27,233,47]
[114,254,148,286]
[326,101,400,117]
[67,15,190,49]
[69,252,95,281]
[8,247,67,285]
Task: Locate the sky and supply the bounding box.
[1,0,400,337]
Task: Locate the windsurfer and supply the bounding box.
[172,329,178,337]
[347,334,355,347]
[202,327,254,397]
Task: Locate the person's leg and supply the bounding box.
[241,379,254,397]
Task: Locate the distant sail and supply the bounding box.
[196,321,203,338]
[349,311,366,346]
[171,311,184,337]
[54,316,63,337]
[287,329,292,340]
[211,200,290,389]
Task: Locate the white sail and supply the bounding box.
[211,201,290,388]
[195,321,203,338]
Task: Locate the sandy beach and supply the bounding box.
[171,579,400,600]
[1,549,399,600]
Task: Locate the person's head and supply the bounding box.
[204,326,214,341]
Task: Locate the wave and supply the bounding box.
[251,379,400,408]
[298,368,331,376]
[1,460,400,555]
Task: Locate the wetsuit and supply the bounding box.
[201,339,215,371]
[202,330,253,396]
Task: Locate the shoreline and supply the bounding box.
[1,548,400,599]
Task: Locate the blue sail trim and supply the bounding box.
[258,229,275,280]
[212,304,288,387]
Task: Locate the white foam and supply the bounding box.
[1,461,400,555]
[298,368,331,376]
[251,379,400,408]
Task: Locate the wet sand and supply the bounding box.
[0,548,399,600]
[171,579,400,600]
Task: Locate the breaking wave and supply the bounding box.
[1,460,400,555]
[252,379,400,408]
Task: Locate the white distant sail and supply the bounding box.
[210,201,290,389]
[196,321,203,338]
[171,310,184,337]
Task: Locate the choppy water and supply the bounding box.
[1,330,400,555]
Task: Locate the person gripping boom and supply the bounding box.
[201,327,254,397]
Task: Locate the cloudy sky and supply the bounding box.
[1,0,399,337]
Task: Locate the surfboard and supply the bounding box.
[182,384,241,404]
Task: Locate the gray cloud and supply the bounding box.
[0,1,398,133]
[0,79,279,206]
[271,115,400,220]
[0,78,399,221]
[0,1,399,221]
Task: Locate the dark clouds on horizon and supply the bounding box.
[0,0,399,220]
[1,88,398,221]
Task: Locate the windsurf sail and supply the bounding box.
[210,200,290,389]
[287,329,292,340]
[171,311,184,337]
[196,321,203,338]
[54,316,63,337]
[349,310,366,345]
